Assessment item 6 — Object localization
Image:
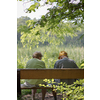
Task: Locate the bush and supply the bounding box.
[40,79,84,100]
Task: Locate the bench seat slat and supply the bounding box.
[21,87,53,89]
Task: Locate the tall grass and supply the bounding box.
[17,45,84,69]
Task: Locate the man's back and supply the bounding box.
[54,57,78,85]
[54,57,78,68]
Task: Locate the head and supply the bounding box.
[58,51,68,59]
[32,51,43,60]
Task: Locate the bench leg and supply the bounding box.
[52,89,57,100]
[32,89,37,100]
[42,89,47,100]
[17,70,21,98]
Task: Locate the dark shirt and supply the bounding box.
[54,57,78,85]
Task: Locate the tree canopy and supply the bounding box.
[24,0,84,28]
[17,16,31,42]
[17,0,84,48]
[18,0,84,28]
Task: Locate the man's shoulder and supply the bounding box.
[55,59,64,65]
[68,58,75,62]
[55,58,75,63]
[55,59,60,63]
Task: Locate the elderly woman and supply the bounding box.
[21,51,46,100]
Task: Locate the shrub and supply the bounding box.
[39,79,84,100]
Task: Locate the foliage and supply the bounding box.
[17,56,29,69]
[18,0,84,29]
[17,16,31,28]
[79,59,84,69]
[39,79,84,100]
[17,0,84,48]
[17,17,84,48]
[17,16,31,42]
[18,19,83,48]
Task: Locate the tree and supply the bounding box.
[17,0,84,47]
[17,16,31,43]
[24,0,84,29]
[64,29,84,46]
[19,19,84,47]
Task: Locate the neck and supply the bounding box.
[60,56,67,59]
[33,57,41,60]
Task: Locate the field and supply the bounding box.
[17,45,84,69]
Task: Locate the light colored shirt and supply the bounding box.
[24,58,46,85]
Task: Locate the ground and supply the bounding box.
[22,92,63,100]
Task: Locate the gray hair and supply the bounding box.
[32,51,43,58]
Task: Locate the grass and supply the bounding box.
[17,45,84,69]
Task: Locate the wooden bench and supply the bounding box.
[17,68,84,100]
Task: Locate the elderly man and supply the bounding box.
[21,51,46,100]
[54,51,79,85]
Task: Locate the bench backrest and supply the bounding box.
[18,68,84,79]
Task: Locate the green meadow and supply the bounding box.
[17,45,84,69]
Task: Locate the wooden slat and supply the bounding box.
[20,68,84,79]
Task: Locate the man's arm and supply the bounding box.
[54,63,57,68]
[54,62,59,68]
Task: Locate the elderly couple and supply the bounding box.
[21,51,78,99]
